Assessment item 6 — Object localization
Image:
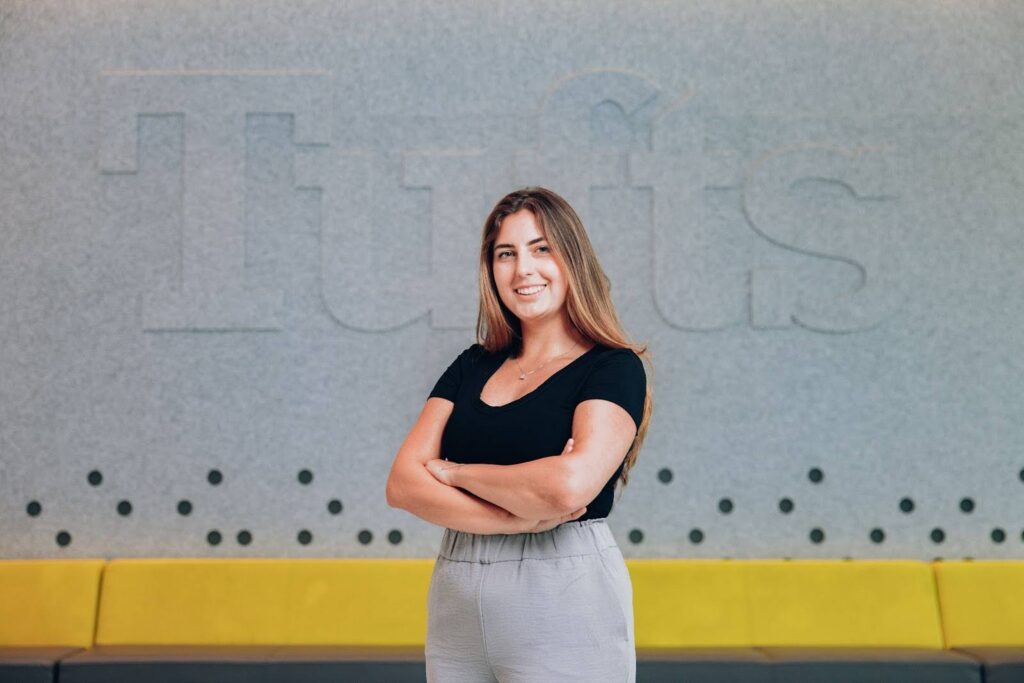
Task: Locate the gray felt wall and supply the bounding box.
[0,0,1021,560]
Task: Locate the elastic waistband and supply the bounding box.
[438,518,617,563]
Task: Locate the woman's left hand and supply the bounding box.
[425,458,463,485]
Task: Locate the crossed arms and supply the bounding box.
[385,397,637,534]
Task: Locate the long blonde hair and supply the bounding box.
[475,186,653,489]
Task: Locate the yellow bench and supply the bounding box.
[3,557,1023,682]
[933,560,1024,679]
[95,558,434,645]
[0,559,103,681]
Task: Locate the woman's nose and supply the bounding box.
[516,252,536,275]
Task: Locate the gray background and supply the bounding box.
[0,0,1021,559]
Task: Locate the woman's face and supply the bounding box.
[491,209,568,323]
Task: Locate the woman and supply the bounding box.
[386,186,653,682]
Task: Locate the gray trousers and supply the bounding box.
[425,518,636,682]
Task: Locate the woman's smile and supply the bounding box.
[514,284,547,298]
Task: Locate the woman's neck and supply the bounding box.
[516,319,590,363]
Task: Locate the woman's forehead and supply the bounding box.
[496,213,546,243]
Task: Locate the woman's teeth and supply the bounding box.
[515,285,546,296]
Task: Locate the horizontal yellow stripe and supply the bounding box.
[97,559,434,646]
[935,560,1024,646]
[0,559,104,647]
[2,558,1021,648]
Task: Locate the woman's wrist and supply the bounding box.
[444,461,466,486]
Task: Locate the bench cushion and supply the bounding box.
[630,559,944,647]
[744,560,944,647]
[96,559,433,645]
[0,560,104,647]
[934,561,1024,646]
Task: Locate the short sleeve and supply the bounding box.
[428,344,480,402]
[577,349,647,430]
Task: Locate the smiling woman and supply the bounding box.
[386,186,652,682]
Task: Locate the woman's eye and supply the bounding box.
[494,246,548,259]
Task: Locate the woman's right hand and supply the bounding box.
[501,438,587,534]
[511,504,588,533]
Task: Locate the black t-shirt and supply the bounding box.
[427,342,646,521]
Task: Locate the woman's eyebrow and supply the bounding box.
[493,237,547,250]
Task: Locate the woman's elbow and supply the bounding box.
[385,469,410,509]
[554,476,586,515]
[385,481,401,509]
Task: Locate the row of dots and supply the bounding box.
[83,469,329,486]
[630,527,1023,545]
[20,496,991,518]
[658,468,1024,485]
[49,529,402,547]
[37,526,1024,549]
[25,499,345,517]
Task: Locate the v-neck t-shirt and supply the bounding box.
[427,342,647,521]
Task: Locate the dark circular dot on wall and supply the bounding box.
[899,497,915,513]
[26,501,42,517]
[808,468,824,483]
[689,529,704,544]
[327,499,343,515]
[207,469,223,485]
[959,497,974,513]
[870,528,885,544]
[177,500,192,516]
[387,529,403,544]
[357,530,373,545]
[298,469,313,485]
[297,530,313,545]
[56,531,72,547]
[628,528,644,544]
[88,470,102,486]
[930,528,946,544]
[1019,467,1024,482]
[657,468,672,484]
[718,498,733,514]
[809,528,825,544]
[207,530,222,546]
[991,528,1006,544]
[779,498,794,514]
[237,530,252,546]
[117,500,132,516]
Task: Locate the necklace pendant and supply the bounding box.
[519,372,526,380]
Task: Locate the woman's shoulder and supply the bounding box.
[455,342,497,369]
[586,344,646,378]
[590,343,641,362]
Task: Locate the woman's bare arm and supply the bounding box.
[386,398,518,535]
[441,456,572,520]
[389,462,519,534]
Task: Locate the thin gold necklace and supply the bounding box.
[512,341,580,381]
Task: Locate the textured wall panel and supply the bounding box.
[0,0,1021,559]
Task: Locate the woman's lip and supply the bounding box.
[514,284,546,297]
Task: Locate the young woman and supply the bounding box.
[386,186,653,682]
